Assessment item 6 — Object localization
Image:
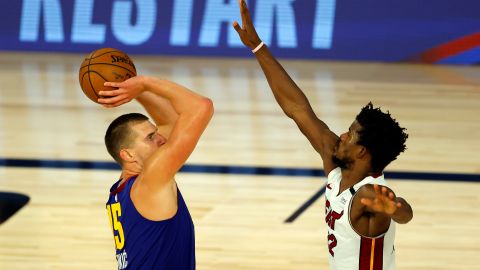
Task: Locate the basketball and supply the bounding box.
[79,48,137,103]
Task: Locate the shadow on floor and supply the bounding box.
[0,192,30,225]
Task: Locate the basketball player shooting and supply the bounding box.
[233,1,413,269]
[98,76,213,269]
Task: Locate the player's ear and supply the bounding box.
[356,145,368,159]
[119,149,135,163]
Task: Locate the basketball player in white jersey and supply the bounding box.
[232,1,413,269]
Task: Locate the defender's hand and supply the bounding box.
[360,184,402,216]
[232,0,262,50]
[98,76,146,107]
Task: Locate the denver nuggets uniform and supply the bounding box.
[106,176,195,270]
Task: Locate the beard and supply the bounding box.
[332,153,354,170]
[332,138,354,169]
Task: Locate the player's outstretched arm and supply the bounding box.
[99,78,180,137]
[233,0,338,174]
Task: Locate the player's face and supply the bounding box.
[131,121,167,163]
[332,121,362,169]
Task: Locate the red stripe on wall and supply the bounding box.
[411,32,480,63]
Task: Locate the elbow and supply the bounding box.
[288,105,310,122]
[199,98,214,120]
[396,214,413,224]
[279,105,295,119]
[405,210,413,224]
[283,108,295,119]
[396,207,413,224]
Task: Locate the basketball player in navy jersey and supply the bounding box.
[233,1,413,269]
[98,75,213,270]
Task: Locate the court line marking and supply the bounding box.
[1,157,478,223]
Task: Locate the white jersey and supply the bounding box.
[325,167,396,270]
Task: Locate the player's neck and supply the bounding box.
[119,161,142,183]
[120,170,138,184]
[339,163,372,192]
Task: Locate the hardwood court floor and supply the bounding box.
[0,52,479,269]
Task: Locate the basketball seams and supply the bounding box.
[84,70,127,99]
[79,63,136,77]
[84,49,136,73]
[89,70,110,84]
[87,49,122,60]
[87,55,99,99]
[79,48,136,103]
[87,70,114,99]
[80,71,99,99]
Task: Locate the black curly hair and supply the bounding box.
[355,102,408,172]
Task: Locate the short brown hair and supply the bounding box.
[104,113,149,164]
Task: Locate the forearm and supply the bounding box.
[391,197,413,224]
[142,76,209,115]
[254,45,312,118]
[135,91,178,127]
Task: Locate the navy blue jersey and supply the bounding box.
[106,176,195,270]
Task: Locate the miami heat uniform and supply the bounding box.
[325,168,396,270]
[106,176,195,270]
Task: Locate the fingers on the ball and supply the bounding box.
[99,90,118,96]
[98,96,120,104]
[113,95,128,103]
[112,100,128,107]
[102,102,118,108]
[100,99,127,107]
[104,81,121,88]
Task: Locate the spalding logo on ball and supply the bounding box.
[79,48,137,103]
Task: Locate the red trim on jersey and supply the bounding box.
[359,236,384,270]
[374,237,384,269]
[369,172,383,178]
[110,176,137,196]
[359,237,371,270]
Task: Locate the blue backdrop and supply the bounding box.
[1,0,479,64]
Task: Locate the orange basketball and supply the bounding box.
[79,48,137,103]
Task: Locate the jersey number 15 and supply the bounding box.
[107,202,125,250]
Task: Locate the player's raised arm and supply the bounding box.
[233,0,338,174]
[99,81,179,137]
[104,76,214,188]
[135,91,179,138]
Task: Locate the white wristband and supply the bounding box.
[251,41,265,53]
